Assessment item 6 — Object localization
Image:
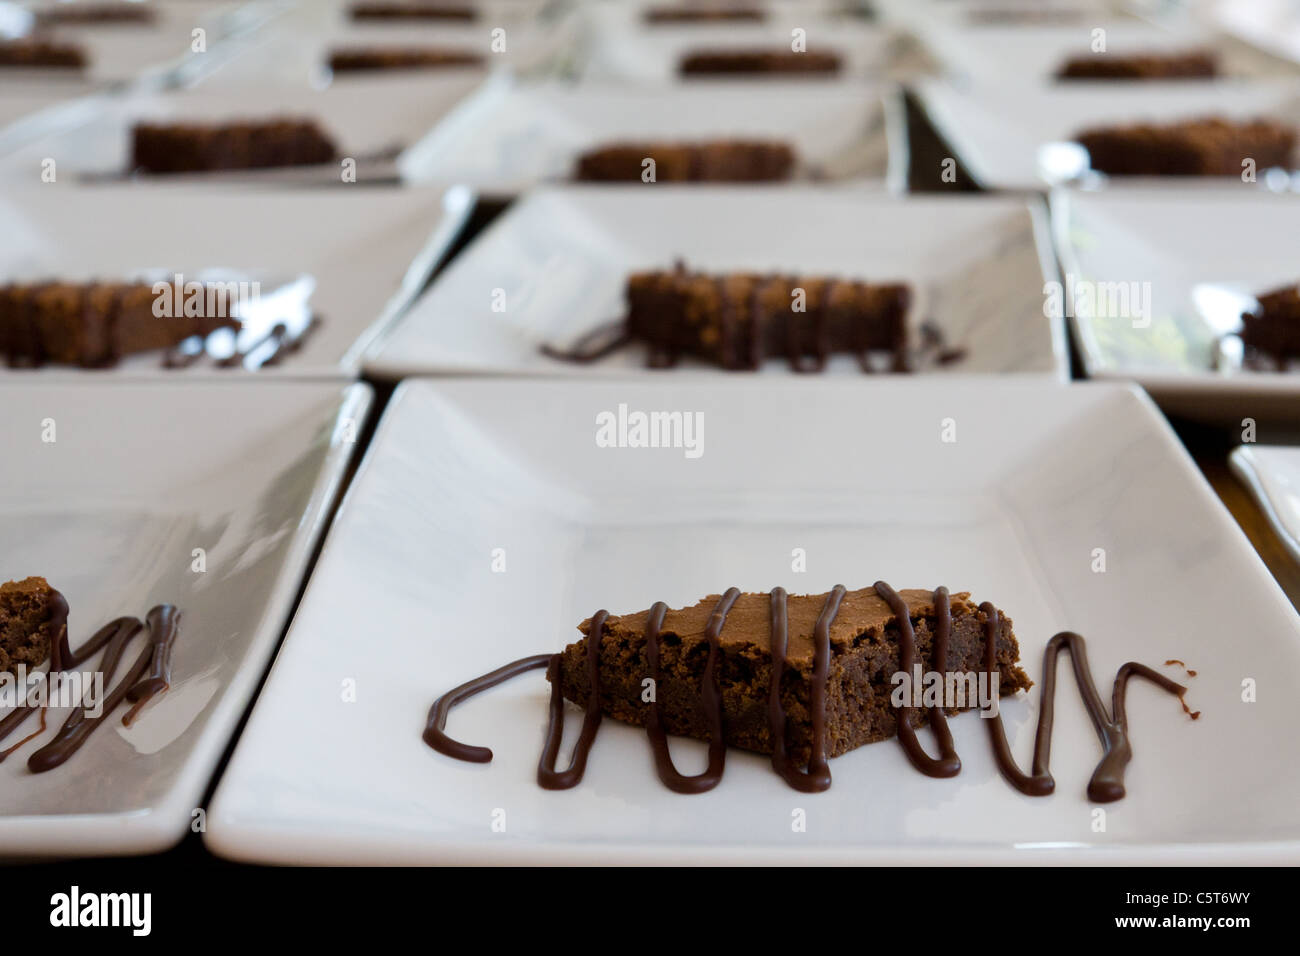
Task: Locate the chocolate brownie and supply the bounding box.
[1075,116,1296,176]
[130,119,337,174]
[551,586,1031,765]
[644,6,766,23]
[624,266,910,370]
[574,140,795,182]
[1240,283,1300,366]
[0,281,239,367]
[1056,50,1218,80]
[328,47,484,72]
[0,578,64,676]
[679,48,841,76]
[35,2,157,25]
[0,39,87,68]
[349,1,477,21]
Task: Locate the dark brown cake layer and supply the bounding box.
[130,119,338,173]
[35,2,157,25]
[0,578,62,675]
[1075,116,1296,175]
[553,587,1031,764]
[0,39,87,68]
[1056,50,1218,80]
[328,47,484,72]
[574,140,795,182]
[349,1,477,21]
[679,48,842,76]
[1241,283,1300,362]
[645,6,765,23]
[0,281,239,367]
[624,267,910,369]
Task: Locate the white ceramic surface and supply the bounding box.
[0,379,371,857]
[915,78,1300,191]
[0,75,485,183]
[921,21,1298,86]
[1052,187,1300,422]
[0,182,471,377]
[396,75,901,190]
[365,186,1064,379]
[577,3,903,84]
[207,378,1300,864]
[1231,444,1300,564]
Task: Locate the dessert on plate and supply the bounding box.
[1074,116,1295,176]
[130,118,338,174]
[1056,50,1218,80]
[574,140,796,182]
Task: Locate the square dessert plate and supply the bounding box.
[1052,187,1300,422]
[914,78,1300,191]
[0,182,471,378]
[1208,0,1300,68]
[0,75,486,184]
[577,3,905,84]
[0,379,371,858]
[364,186,1065,379]
[0,0,248,85]
[396,75,902,191]
[206,378,1300,865]
[919,21,1299,86]
[1231,444,1300,565]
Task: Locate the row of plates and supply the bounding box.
[4,376,1298,863]
[5,183,1298,424]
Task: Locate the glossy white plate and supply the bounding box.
[1052,187,1300,422]
[207,378,1300,864]
[0,75,485,183]
[397,74,902,191]
[915,78,1300,191]
[920,21,1298,86]
[0,182,470,377]
[1231,444,1300,564]
[577,3,903,84]
[0,379,371,857]
[365,186,1063,379]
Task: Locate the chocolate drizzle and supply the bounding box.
[0,591,182,773]
[424,582,1195,801]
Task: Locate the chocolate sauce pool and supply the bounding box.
[425,582,1195,801]
[0,590,181,772]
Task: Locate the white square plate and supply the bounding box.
[0,76,485,183]
[1052,187,1300,422]
[0,379,371,857]
[915,78,1300,191]
[1231,444,1300,564]
[0,0,247,85]
[0,182,470,377]
[577,4,903,84]
[207,378,1300,864]
[920,21,1298,86]
[365,186,1064,379]
[396,75,901,190]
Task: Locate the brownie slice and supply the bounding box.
[645,6,765,23]
[624,266,910,370]
[328,47,484,72]
[0,281,239,367]
[552,587,1031,764]
[0,39,87,68]
[130,119,338,174]
[1240,283,1300,366]
[349,1,477,21]
[1075,116,1296,176]
[0,578,64,676]
[679,48,842,76]
[1056,50,1218,80]
[574,140,795,182]
[35,2,157,25]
